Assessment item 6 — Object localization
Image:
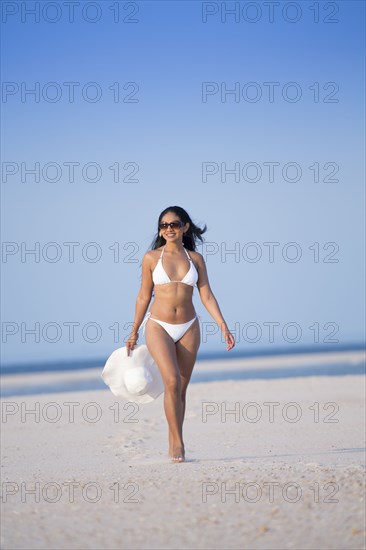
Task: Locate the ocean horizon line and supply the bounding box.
[1,341,365,376]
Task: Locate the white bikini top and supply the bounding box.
[152,246,198,287]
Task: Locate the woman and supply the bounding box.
[126,206,235,462]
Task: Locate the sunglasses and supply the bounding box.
[158,221,184,230]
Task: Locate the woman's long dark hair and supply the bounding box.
[149,206,207,251]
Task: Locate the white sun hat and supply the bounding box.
[101,344,164,404]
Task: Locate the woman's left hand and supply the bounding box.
[223,330,235,351]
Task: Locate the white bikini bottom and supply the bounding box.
[140,312,199,343]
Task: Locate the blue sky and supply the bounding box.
[1,0,365,365]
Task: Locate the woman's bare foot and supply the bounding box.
[169,444,185,463]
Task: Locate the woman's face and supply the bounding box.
[159,211,189,243]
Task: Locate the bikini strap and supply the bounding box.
[183,247,192,261]
[159,246,166,259]
[139,312,151,337]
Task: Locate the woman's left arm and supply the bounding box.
[194,253,235,351]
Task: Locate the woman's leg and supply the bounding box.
[175,318,201,434]
[145,319,184,460]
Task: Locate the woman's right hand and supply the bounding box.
[126,332,138,356]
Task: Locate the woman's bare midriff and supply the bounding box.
[150,284,196,323]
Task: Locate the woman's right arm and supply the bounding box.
[126,252,154,354]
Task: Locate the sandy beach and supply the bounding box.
[1,350,365,550]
